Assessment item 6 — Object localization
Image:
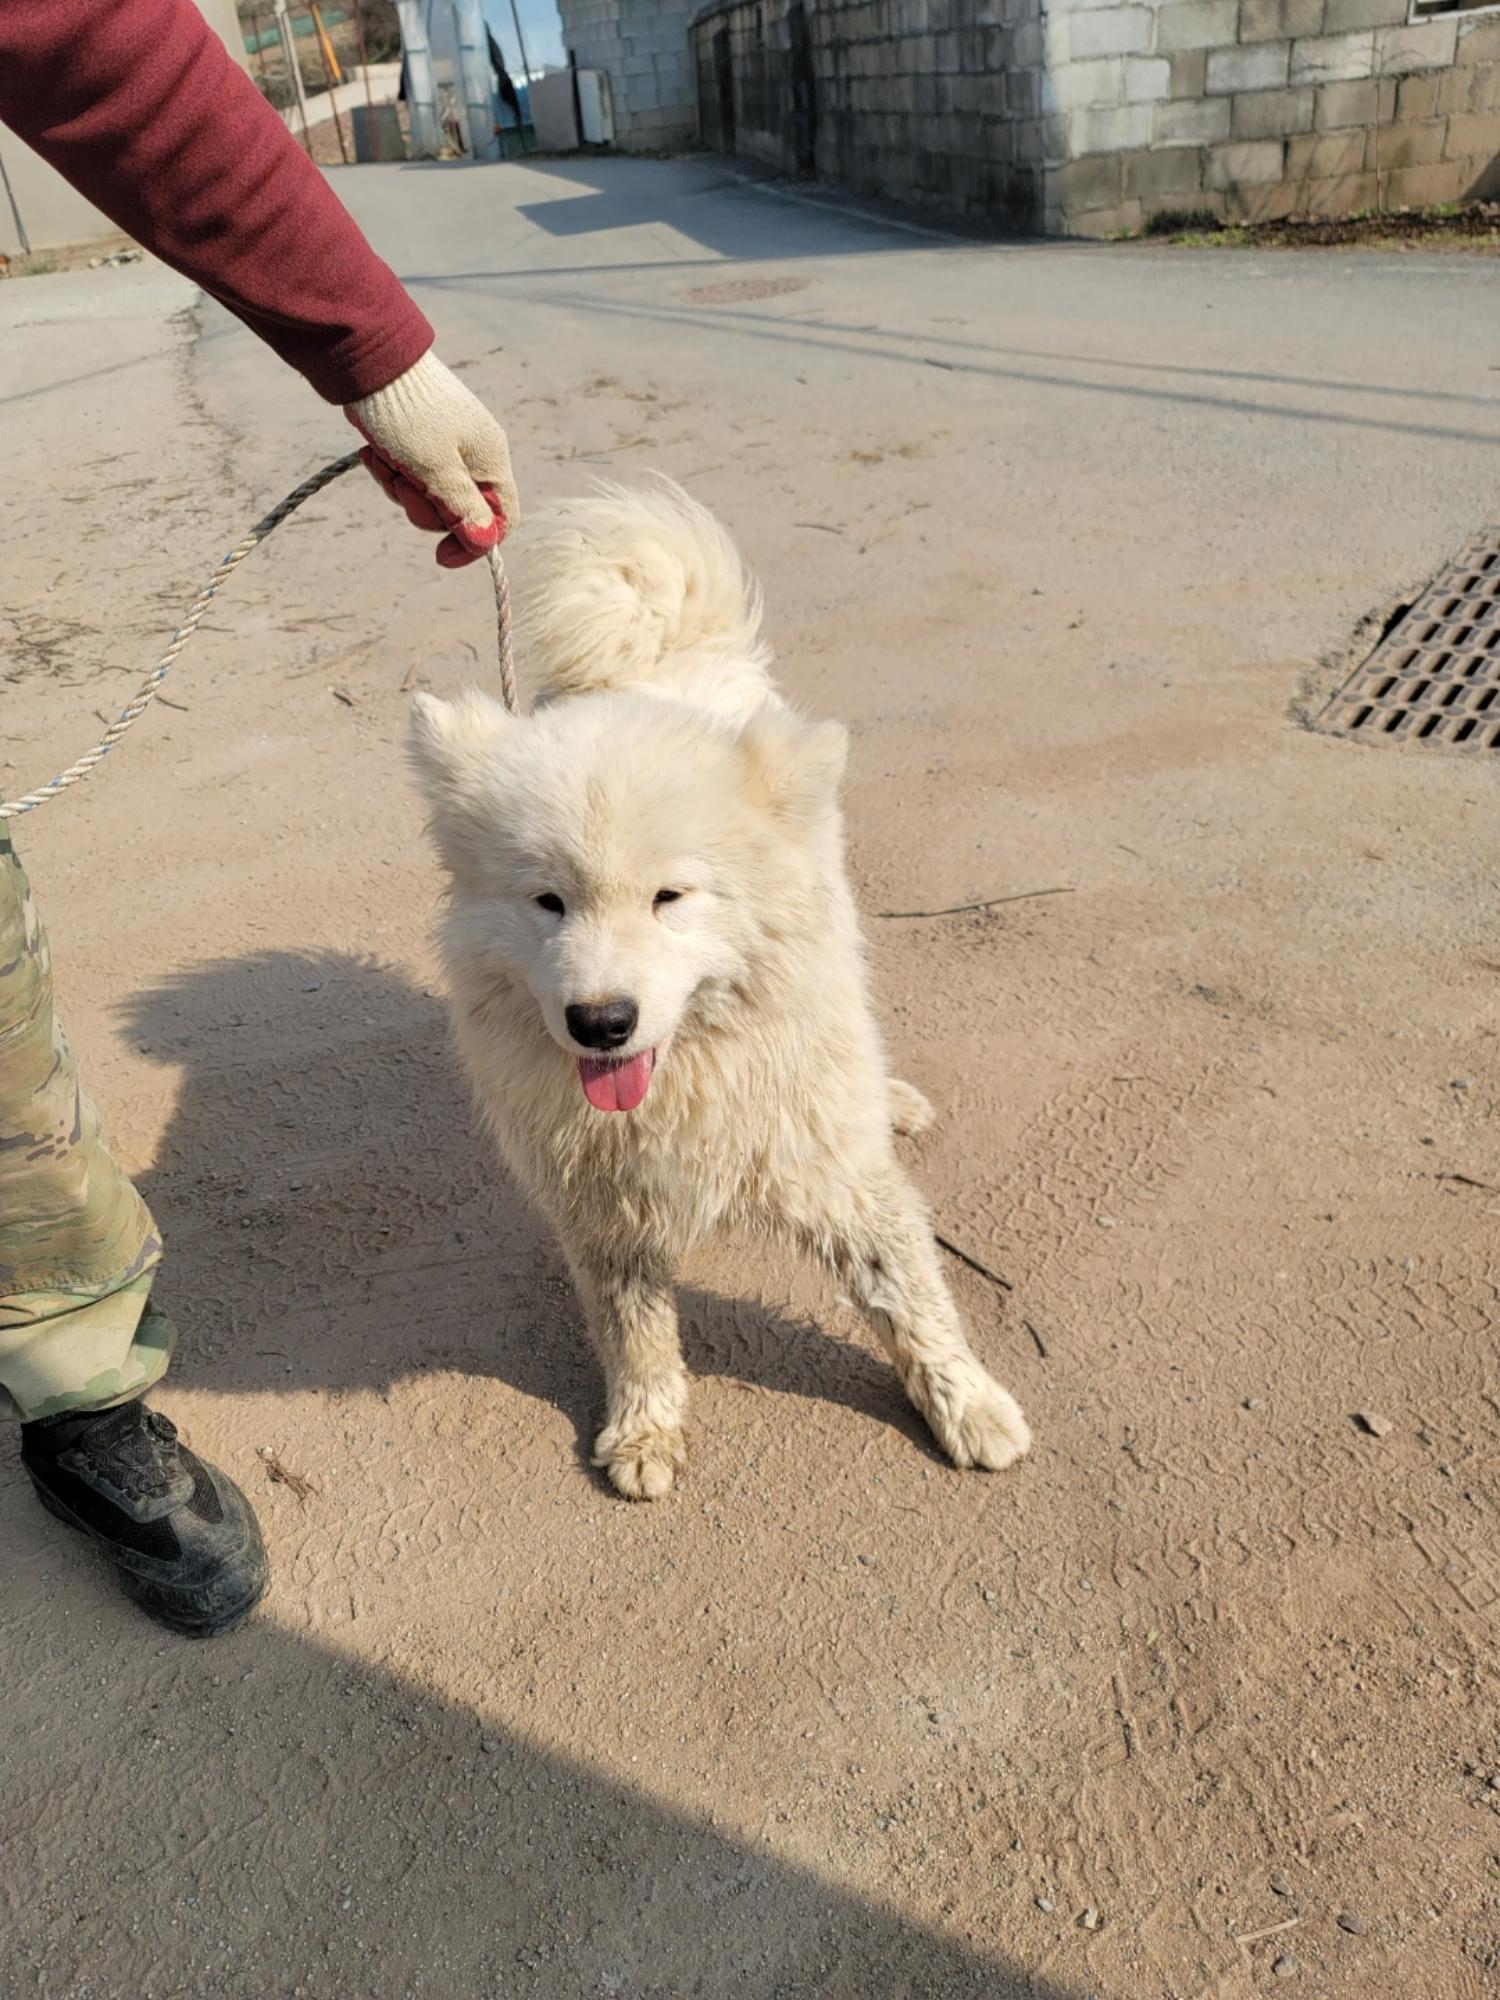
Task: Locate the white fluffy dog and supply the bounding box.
[409,482,1031,1498]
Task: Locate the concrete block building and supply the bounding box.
[555,0,702,147]
[690,0,1500,235]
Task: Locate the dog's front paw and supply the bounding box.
[888,1079,937,1136]
[913,1362,1031,1473]
[593,1422,687,1500]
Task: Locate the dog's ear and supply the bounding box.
[408,689,509,799]
[738,711,848,827]
[408,691,511,878]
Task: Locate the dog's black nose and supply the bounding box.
[566,999,638,1051]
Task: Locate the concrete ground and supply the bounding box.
[3,157,1499,1999]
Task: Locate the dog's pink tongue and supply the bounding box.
[578,1049,655,1112]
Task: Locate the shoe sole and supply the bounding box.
[29,1477,268,1639]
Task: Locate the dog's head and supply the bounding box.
[409,689,847,1112]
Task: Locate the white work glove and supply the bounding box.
[346,350,520,568]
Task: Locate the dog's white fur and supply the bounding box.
[409,481,1030,1498]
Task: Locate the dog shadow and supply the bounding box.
[119,949,943,1471]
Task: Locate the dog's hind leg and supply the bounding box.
[792,1170,1030,1473]
[568,1245,689,1500]
[888,1079,936,1136]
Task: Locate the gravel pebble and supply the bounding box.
[1273,1954,1297,1977]
[1353,1412,1392,1438]
[1336,1910,1367,1935]
[1270,1873,1292,1895]
[1035,1896,1053,1913]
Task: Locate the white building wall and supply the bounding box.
[556,0,700,148]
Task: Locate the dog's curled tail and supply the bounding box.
[514,477,774,717]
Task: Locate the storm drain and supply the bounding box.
[1317,528,1500,751]
[681,275,810,305]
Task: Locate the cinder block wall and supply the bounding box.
[693,0,1047,229]
[1042,1,1500,235]
[558,0,701,148]
[690,0,1500,236]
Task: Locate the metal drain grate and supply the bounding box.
[1318,528,1500,750]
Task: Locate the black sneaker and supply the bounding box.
[20,1397,268,1638]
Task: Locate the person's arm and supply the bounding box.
[0,0,516,564]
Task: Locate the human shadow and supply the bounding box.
[0,1463,1065,1998]
[118,949,941,1469]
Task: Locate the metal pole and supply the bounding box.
[249,10,272,90]
[449,0,500,161]
[393,0,442,158]
[0,146,31,258]
[352,0,380,160]
[274,0,315,154]
[308,0,351,163]
[506,0,534,96]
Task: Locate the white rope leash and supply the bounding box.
[1,451,518,821]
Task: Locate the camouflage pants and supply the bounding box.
[0,829,172,1420]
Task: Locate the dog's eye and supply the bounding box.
[535,893,565,916]
[653,889,684,910]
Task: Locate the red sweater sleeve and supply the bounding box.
[0,0,434,402]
